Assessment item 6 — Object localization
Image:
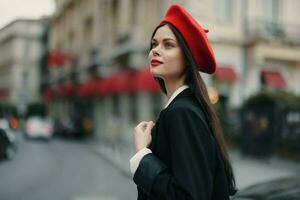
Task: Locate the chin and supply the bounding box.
[150,67,164,78]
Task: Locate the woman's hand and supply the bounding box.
[133,121,155,153]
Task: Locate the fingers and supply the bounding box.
[144,121,155,132]
[136,121,147,130]
[135,121,155,132]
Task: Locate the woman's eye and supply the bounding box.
[151,42,157,49]
[165,42,174,48]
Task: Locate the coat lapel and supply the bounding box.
[149,111,162,152]
[149,88,192,152]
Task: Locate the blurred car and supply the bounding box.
[53,118,76,138]
[232,176,300,200]
[53,117,94,139]
[0,128,16,160]
[0,118,14,135]
[24,116,54,140]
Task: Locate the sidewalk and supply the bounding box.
[89,137,134,178]
[89,137,300,189]
[230,149,300,189]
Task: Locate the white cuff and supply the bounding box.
[129,148,152,174]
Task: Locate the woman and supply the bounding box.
[130,3,237,200]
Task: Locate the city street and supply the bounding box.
[1,0,300,199]
[1,133,300,200]
[0,134,136,200]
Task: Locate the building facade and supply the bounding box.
[243,0,300,97]
[45,0,300,146]
[0,19,48,115]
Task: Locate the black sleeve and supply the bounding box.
[133,106,216,200]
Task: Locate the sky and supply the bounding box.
[0,0,55,29]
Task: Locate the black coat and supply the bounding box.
[133,88,230,200]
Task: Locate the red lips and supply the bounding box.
[150,59,163,67]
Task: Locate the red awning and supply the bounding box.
[214,66,238,82]
[49,85,62,97]
[134,67,160,92]
[44,83,76,99]
[261,70,286,88]
[76,68,160,96]
[97,71,137,95]
[0,88,9,98]
[77,79,102,97]
[41,89,53,101]
[47,50,72,68]
[61,83,76,97]
[111,71,136,93]
[99,76,116,95]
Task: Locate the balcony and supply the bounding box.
[246,19,300,45]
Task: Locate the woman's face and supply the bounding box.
[148,25,186,81]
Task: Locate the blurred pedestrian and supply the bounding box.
[130,3,237,200]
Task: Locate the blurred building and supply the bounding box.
[46,0,168,141]
[186,0,244,109]
[188,0,300,109]
[45,0,300,143]
[0,19,48,116]
[242,0,300,97]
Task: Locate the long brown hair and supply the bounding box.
[150,24,237,195]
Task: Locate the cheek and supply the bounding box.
[165,51,185,73]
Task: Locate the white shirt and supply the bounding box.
[129,85,189,174]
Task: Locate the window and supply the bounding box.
[215,0,232,22]
[264,0,283,37]
[265,0,279,23]
[131,0,138,26]
[23,70,28,85]
[84,17,93,47]
[89,48,100,66]
[112,95,121,117]
[112,0,120,36]
[68,31,74,50]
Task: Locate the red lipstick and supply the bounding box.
[150,59,163,67]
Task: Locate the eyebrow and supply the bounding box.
[151,38,176,42]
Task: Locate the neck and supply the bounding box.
[165,78,186,99]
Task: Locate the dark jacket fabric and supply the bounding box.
[133,88,230,200]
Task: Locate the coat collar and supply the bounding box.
[164,85,189,109]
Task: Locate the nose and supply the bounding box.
[151,46,161,57]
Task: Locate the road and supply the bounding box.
[1,133,300,200]
[0,135,136,200]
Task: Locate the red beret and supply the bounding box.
[158,3,216,74]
